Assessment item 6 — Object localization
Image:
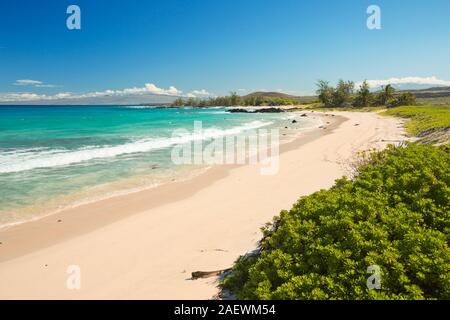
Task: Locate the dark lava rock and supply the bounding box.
[227,108,249,113]
[227,108,285,114]
[257,108,285,113]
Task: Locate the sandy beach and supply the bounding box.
[0,110,407,299]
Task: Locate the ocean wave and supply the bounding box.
[0,120,272,174]
[200,110,228,114]
[122,105,156,109]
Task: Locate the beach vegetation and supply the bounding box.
[222,143,450,300]
[375,84,396,106]
[316,79,355,107]
[316,80,334,106]
[332,80,355,107]
[394,92,417,106]
[171,93,298,107]
[315,80,419,108]
[353,80,373,108]
[384,105,450,144]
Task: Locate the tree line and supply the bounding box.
[171,92,298,107]
[170,81,417,108]
[316,80,416,108]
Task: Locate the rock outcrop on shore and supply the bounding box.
[226,107,286,113]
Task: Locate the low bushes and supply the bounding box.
[222,144,450,299]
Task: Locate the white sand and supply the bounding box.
[0,111,406,299]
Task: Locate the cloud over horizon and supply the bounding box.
[0,83,212,103]
[359,76,450,88]
[186,89,211,98]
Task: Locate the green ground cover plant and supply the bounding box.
[222,143,450,300]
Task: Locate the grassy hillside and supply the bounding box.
[384,105,450,144]
[243,91,298,99]
[406,86,450,99]
[418,96,450,106]
[243,92,318,104]
[408,87,450,106]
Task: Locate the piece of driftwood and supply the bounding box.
[191,268,232,280]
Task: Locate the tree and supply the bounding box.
[395,92,416,106]
[353,80,373,107]
[229,92,241,106]
[376,84,396,106]
[186,97,196,106]
[172,98,184,107]
[172,93,298,107]
[316,80,334,106]
[332,80,354,107]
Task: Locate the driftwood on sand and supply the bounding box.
[191,268,232,280]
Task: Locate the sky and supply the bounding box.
[1,0,450,103]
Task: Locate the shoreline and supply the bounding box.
[0,111,335,261]
[0,111,407,299]
[0,108,319,231]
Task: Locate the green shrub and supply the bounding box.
[394,92,417,106]
[222,144,450,300]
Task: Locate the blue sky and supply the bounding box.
[1,0,450,103]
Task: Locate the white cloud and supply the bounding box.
[186,89,211,98]
[13,79,57,88]
[53,92,73,99]
[0,83,209,102]
[35,84,57,88]
[0,92,48,101]
[121,87,147,95]
[112,83,182,97]
[14,79,43,86]
[144,83,182,96]
[359,76,450,88]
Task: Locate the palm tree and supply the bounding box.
[377,84,395,106]
[353,80,373,107]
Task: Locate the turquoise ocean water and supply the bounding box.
[0,105,319,227]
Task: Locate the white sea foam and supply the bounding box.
[123,105,156,109]
[201,110,228,114]
[0,121,272,174]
